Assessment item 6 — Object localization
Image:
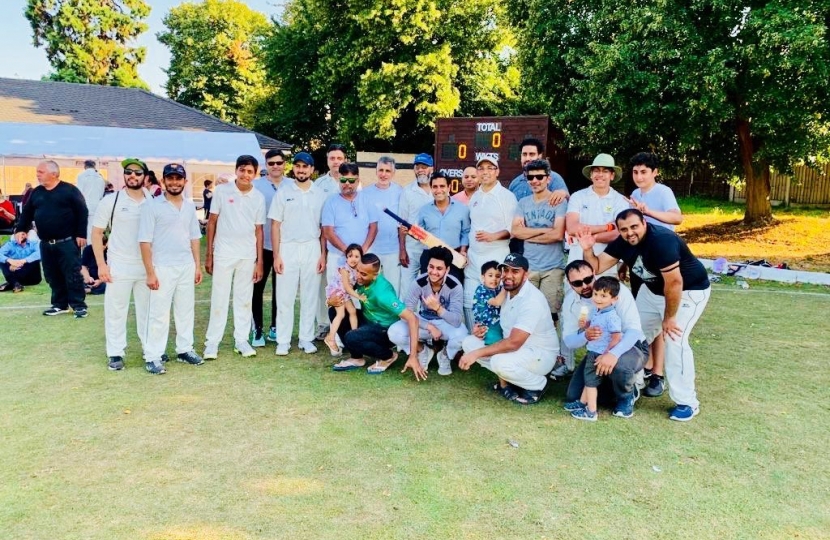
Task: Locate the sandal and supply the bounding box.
[332,358,364,371]
[514,387,546,405]
[323,336,342,357]
[367,353,398,375]
[490,382,519,401]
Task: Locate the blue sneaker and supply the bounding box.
[669,405,700,422]
[571,408,598,422]
[613,395,635,418]
[563,400,586,412]
[251,328,266,348]
[267,327,277,342]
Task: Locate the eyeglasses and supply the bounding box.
[526,173,548,181]
[124,169,145,177]
[267,160,285,166]
[340,177,359,184]
[569,275,594,287]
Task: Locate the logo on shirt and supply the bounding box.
[631,255,657,282]
[604,204,613,214]
[286,197,295,202]
[391,301,401,309]
[228,198,235,204]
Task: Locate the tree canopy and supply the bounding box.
[158,0,270,128]
[512,0,830,223]
[25,0,150,89]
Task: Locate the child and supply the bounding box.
[570,276,622,421]
[323,244,365,356]
[472,261,507,345]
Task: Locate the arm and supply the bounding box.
[606,332,622,352]
[80,265,93,283]
[139,242,159,290]
[459,327,531,369]
[253,224,264,282]
[577,229,619,275]
[645,207,683,226]
[271,220,284,274]
[70,187,89,244]
[24,241,41,263]
[399,309,428,381]
[661,266,684,339]
[0,243,9,264]
[566,212,615,237]
[510,216,546,241]
[340,268,364,301]
[190,239,202,285]
[204,213,218,275]
[323,225,348,254]
[14,195,35,236]
[317,233,327,274]
[438,286,464,327]
[362,222,378,253]
[487,288,507,307]
[91,226,111,282]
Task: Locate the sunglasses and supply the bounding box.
[340,177,359,184]
[569,275,595,287]
[124,169,145,176]
[526,173,548,181]
[267,160,285,166]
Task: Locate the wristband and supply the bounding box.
[606,223,615,232]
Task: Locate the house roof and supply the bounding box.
[0,77,291,151]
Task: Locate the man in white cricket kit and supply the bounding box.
[138,164,204,375]
[204,155,266,359]
[397,153,435,297]
[464,155,518,327]
[77,160,105,239]
[363,156,403,295]
[270,152,327,356]
[91,158,152,372]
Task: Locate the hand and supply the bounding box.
[475,231,495,243]
[627,197,648,214]
[205,255,213,276]
[548,189,569,206]
[357,294,367,302]
[146,272,159,291]
[327,295,345,308]
[617,264,628,283]
[401,355,428,381]
[576,227,596,252]
[253,262,264,283]
[663,316,683,341]
[421,293,441,312]
[274,254,284,275]
[316,256,326,274]
[76,238,87,248]
[594,353,618,376]
[194,267,202,285]
[472,323,487,339]
[459,351,479,370]
[400,251,410,268]
[98,263,112,283]
[426,324,442,341]
[584,325,603,341]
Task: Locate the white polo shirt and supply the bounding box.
[210,182,266,260]
[268,181,326,244]
[138,196,201,267]
[468,182,518,256]
[92,189,151,266]
[566,186,629,261]
[500,280,559,359]
[398,182,433,254]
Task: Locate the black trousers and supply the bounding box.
[566,340,648,405]
[418,250,465,284]
[40,239,86,310]
[252,248,276,331]
[329,307,395,360]
[1,261,42,286]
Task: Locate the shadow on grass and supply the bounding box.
[679,218,782,244]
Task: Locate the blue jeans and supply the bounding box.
[566,340,647,405]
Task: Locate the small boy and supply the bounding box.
[472,261,507,345]
[570,276,622,421]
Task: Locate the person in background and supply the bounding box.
[145,171,163,197]
[451,166,479,205]
[507,138,569,204]
[104,183,115,194]
[0,189,16,227]
[21,183,34,207]
[0,231,42,292]
[202,180,213,215]
[81,240,106,295]
[76,160,105,239]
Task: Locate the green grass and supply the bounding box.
[678,196,830,218]
[1,278,829,540]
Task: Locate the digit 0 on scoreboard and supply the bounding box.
[457,143,467,159]
[492,132,501,148]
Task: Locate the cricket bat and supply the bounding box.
[383,208,468,269]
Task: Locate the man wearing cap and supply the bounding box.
[363,156,403,294]
[91,158,153,371]
[251,149,291,347]
[565,153,629,270]
[576,209,711,421]
[76,160,106,239]
[459,253,559,404]
[270,152,328,356]
[16,160,89,318]
[138,164,204,375]
[398,153,435,296]
[464,156,518,327]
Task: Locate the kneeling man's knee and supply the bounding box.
[462,335,483,353]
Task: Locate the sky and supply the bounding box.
[0,0,283,95]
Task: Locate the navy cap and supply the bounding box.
[293,152,314,166]
[162,163,186,178]
[499,253,529,271]
[413,153,434,167]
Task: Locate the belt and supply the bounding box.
[45,237,74,245]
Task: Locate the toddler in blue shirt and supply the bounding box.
[472,261,507,345]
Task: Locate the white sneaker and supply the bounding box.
[436,348,452,376]
[275,343,290,356]
[417,344,433,370]
[203,345,219,360]
[234,341,257,358]
[298,340,317,354]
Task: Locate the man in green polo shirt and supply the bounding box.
[330,253,426,379]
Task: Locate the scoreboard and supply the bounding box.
[434,115,567,194]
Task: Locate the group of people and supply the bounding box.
[11,140,711,422]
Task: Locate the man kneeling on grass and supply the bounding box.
[329,253,427,380]
[459,253,559,405]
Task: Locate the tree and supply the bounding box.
[158,0,270,127]
[511,0,830,223]
[25,0,150,88]
[256,0,520,151]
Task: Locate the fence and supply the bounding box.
[731,162,830,207]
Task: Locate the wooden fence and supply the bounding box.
[730,162,830,206]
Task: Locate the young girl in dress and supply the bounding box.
[324,244,365,356]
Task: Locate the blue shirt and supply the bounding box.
[586,306,622,354]
[417,200,470,248]
[0,239,41,264]
[362,183,403,255]
[516,195,567,271]
[473,284,501,326]
[321,193,379,255]
[631,183,680,231]
[509,171,569,201]
[253,177,291,250]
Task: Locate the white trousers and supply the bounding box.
[387,317,469,358]
[462,335,555,391]
[400,247,424,302]
[637,286,711,409]
[317,251,344,329]
[145,263,196,362]
[375,251,401,297]
[104,261,149,357]
[276,241,322,346]
[205,257,256,347]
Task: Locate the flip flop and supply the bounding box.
[366,357,396,375]
[332,359,364,372]
[323,336,342,357]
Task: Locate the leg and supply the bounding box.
[251,249,273,335]
[14,262,43,286]
[58,241,86,310]
[40,243,68,308]
[565,358,588,402]
[131,271,151,351]
[172,263,196,354]
[489,346,555,392]
[104,262,141,357]
[664,289,710,410]
[328,305,346,342]
[144,265,176,363]
[1,262,16,285]
[297,242,321,343]
[650,334,665,375]
[317,252,342,334]
[205,257,235,348]
[343,322,395,361]
[584,386,598,413]
[231,259,256,344]
[432,319,469,358]
[344,300,358,330]
[378,251,401,296]
[387,319,412,354]
[609,342,647,400]
[275,249,300,348]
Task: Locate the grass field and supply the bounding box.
[1,272,829,539]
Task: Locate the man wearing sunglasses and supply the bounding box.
[560,259,646,418]
[250,149,290,346]
[90,158,153,371]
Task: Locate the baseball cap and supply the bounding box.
[413,153,434,167]
[162,163,186,178]
[121,158,147,171]
[476,155,499,167]
[293,152,314,166]
[499,253,529,271]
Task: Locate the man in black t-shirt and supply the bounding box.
[577,208,710,422]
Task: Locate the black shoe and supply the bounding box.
[177,351,204,365]
[161,353,170,363]
[145,361,166,375]
[43,306,71,316]
[74,308,88,319]
[644,367,653,379]
[515,385,547,405]
[12,284,24,293]
[644,375,665,397]
[108,356,125,371]
[0,282,11,292]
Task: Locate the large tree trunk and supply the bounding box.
[736,118,772,224]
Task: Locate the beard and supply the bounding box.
[416,174,430,185]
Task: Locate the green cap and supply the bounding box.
[121,158,147,171]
